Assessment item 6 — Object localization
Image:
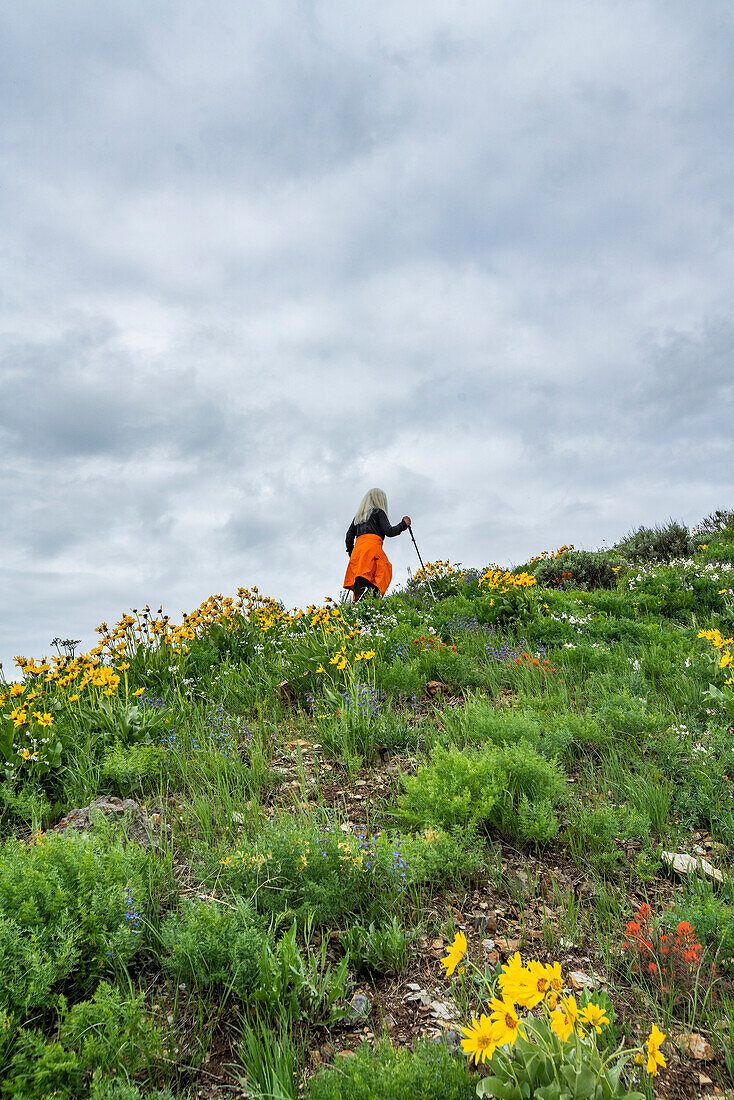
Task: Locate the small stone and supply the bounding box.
[661,850,723,884]
[382,1013,397,1032]
[699,1074,713,1087]
[433,1029,462,1051]
[166,1014,174,1025]
[677,1032,715,1061]
[568,971,595,991]
[347,993,371,1022]
[429,1001,455,1021]
[431,938,445,950]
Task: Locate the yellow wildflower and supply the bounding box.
[9,684,25,698]
[440,931,467,977]
[461,1015,496,1064]
[33,712,54,728]
[489,997,524,1048]
[550,995,579,1043]
[645,1024,666,1076]
[578,1002,609,1034]
[497,951,527,1000]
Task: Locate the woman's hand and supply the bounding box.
[402,516,412,527]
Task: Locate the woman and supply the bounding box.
[343,488,411,601]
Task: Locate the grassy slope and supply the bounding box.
[2,528,734,1098]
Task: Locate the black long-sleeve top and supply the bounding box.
[345,508,408,554]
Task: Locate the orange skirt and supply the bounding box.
[343,534,393,596]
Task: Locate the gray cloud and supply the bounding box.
[2,1,734,674]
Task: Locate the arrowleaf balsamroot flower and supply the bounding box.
[643,1024,666,1076]
[440,931,467,977]
[578,1002,609,1034]
[489,997,525,1048]
[461,1014,496,1064]
[550,994,579,1043]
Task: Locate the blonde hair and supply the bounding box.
[354,488,388,525]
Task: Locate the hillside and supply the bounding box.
[2,512,734,1100]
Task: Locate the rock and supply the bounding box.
[676,1032,715,1061]
[661,851,723,884]
[699,1074,714,1087]
[347,993,371,1022]
[54,796,158,848]
[382,1013,397,1032]
[433,1029,462,1051]
[568,971,595,992]
[429,1001,456,1021]
[426,681,452,697]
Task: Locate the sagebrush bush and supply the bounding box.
[306,1040,474,1100]
[694,507,734,543]
[160,898,266,998]
[533,550,616,590]
[615,520,693,562]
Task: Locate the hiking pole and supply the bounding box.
[408,524,437,603]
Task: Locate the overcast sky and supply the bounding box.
[2,0,733,676]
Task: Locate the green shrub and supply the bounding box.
[459,700,544,751]
[373,653,424,701]
[0,781,54,833]
[669,895,734,969]
[206,817,482,927]
[400,739,566,845]
[306,1039,474,1100]
[160,897,266,999]
[492,740,567,844]
[0,832,154,1012]
[100,741,166,796]
[399,743,505,833]
[592,694,667,745]
[694,508,734,543]
[60,981,164,1075]
[533,550,616,591]
[615,520,693,563]
[2,1028,83,1099]
[622,561,728,618]
[565,800,651,874]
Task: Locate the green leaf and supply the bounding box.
[476,1077,523,1100]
